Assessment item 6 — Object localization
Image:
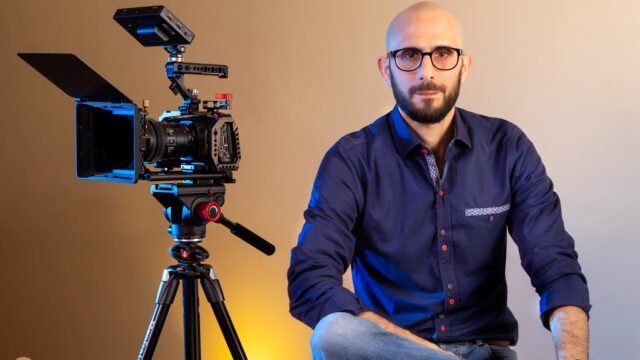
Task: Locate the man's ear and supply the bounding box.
[377,56,392,87]
[460,52,472,84]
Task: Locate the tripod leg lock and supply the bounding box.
[201,269,226,303]
[155,269,180,305]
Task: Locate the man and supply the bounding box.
[287,2,590,359]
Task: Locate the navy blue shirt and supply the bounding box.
[288,106,590,344]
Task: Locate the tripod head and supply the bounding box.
[151,181,275,256]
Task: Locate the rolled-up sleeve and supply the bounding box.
[287,140,367,329]
[507,131,591,329]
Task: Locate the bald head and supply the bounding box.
[378,2,471,127]
[386,2,464,52]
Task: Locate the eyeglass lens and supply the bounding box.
[394,47,459,71]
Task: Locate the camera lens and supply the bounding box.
[143,119,197,164]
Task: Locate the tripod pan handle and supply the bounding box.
[221,218,276,256]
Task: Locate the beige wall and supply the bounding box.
[1,0,638,359]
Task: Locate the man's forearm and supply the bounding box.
[549,306,589,360]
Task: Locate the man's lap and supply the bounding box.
[310,312,517,360]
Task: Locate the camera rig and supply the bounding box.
[21,5,243,184]
[19,6,274,360]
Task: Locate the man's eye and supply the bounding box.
[400,50,419,59]
[435,48,452,58]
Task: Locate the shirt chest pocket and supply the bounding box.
[453,203,511,238]
[464,204,510,220]
[451,203,511,266]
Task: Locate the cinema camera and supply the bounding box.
[19,6,274,360]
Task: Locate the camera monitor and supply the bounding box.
[113,6,194,47]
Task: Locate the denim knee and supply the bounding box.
[310,312,364,358]
[310,312,463,360]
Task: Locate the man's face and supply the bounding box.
[389,60,462,124]
[379,7,471,124]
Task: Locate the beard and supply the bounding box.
[390,68,462,124]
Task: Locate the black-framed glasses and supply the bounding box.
[388,47,463,72]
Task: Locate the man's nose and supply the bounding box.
[418,55,436,80]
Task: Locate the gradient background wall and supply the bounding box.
[1,0,638,359]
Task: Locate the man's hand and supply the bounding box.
[549,306,589,360]
[357,311,460,358]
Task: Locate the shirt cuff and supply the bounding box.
[307,287,369,329]
[539,274,591,329]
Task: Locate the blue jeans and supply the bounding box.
[311,312,517,360]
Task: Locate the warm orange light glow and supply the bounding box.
[195,287,312,359]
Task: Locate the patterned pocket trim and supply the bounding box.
[464,204,510,217]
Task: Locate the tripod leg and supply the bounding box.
[137,268,180,360]
[200,267,248,360]
[182,276,202,360]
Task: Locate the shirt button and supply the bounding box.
[440,229,446,236]
[441,244,448,251]
[422,149,429,155]
[489,215,495,222]
[440,325,446,332]
[447,283,453,290]
[439,189,444,197]
[449,298,455,305]
[439,313,445,319]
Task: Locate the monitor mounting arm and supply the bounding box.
[164,45,229,115]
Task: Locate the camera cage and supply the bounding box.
[19,5,238,184]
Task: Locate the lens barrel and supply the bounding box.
[143,119,197,163]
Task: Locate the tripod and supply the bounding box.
[137,182,275,360]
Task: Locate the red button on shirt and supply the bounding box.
[441,244,448,251]
[440,325,446,332]
[422,149,429,155]
[439,189,444,197]
[449,298,455,305]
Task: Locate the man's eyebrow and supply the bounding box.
[392,44,457,52]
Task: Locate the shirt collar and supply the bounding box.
[389,105,472,157]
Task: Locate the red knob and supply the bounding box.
[197,202,222,222]
[215,93,233,101]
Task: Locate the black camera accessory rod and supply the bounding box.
[145,172,232,182]
[197,202,276,256]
